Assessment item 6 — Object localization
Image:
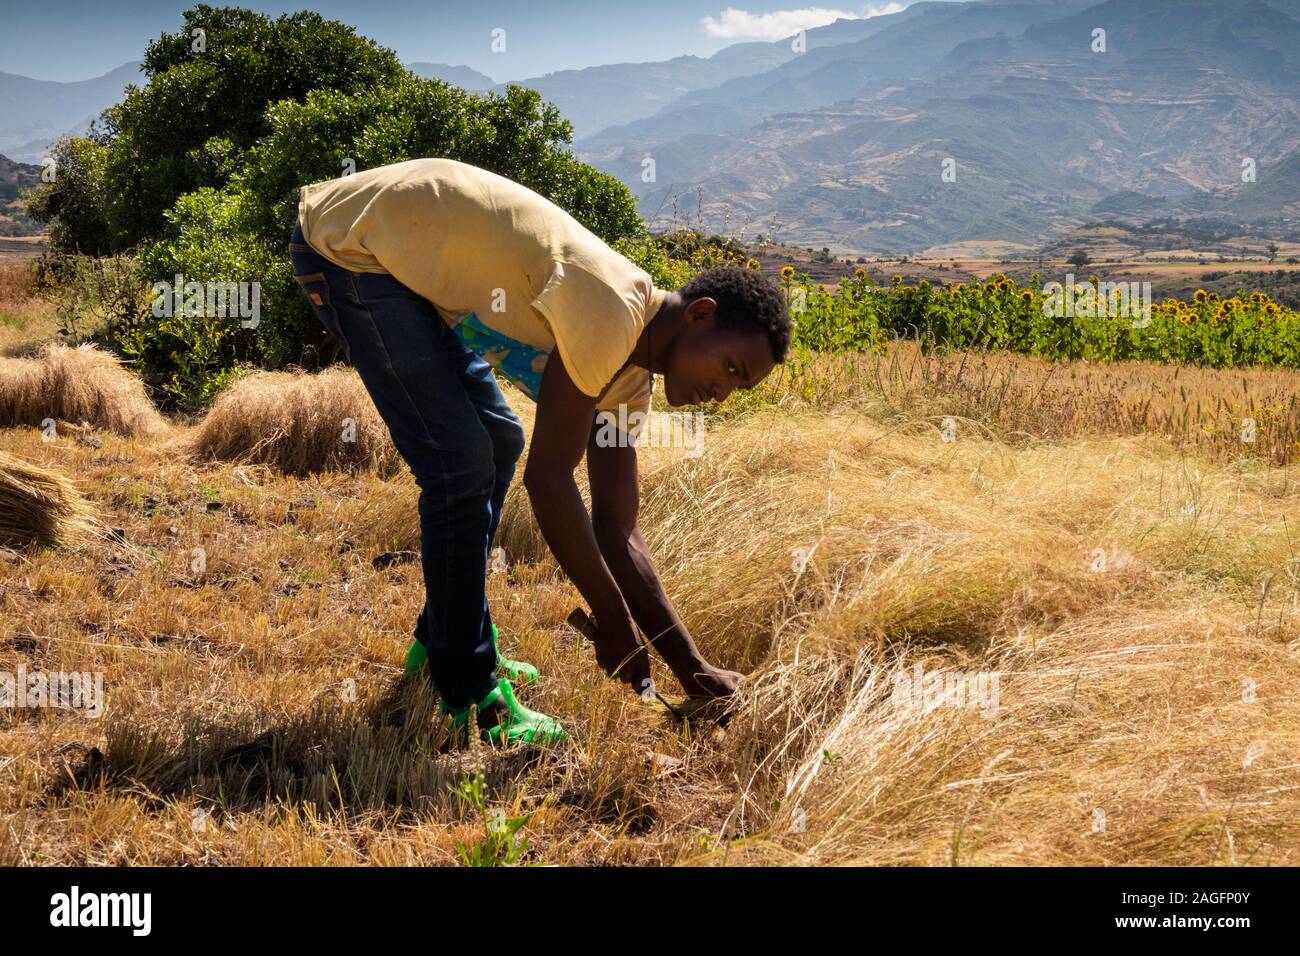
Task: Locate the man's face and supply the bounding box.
[661,298,777,407]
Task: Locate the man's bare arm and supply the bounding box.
[586,424,741,698]
[522,353,650,691]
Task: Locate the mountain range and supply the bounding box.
[573,0,1300,253]
[3,0,1298,253]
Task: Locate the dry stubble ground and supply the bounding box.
[1,349,1299,866]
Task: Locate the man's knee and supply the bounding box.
[409,430,497,501]
[493,417,526,472]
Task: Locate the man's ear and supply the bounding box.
[684,295,718,326]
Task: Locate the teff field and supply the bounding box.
[2,297,1298,865]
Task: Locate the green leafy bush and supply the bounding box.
[117,187,289,409]
[87,4,405,252]
[36,253,146,341]
[25,136,113,257]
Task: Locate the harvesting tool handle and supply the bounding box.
[566,606,600,643]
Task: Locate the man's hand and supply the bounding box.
[569,608,652,694]
[680,664,743,698]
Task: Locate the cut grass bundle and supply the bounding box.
[0,343,168,437]
[0,355,44,421]
[186,368,401,476]
[0,450,97,550]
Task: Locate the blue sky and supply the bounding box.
[0,0,922,82]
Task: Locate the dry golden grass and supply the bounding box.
[0,315,61,359]
[738,342,1300,466]
[0,343,168,437]
[0,450,98,551]
[0,262,59,358]
[2,356,1298,865]
[0,261,37,304]
[184,368,401,477]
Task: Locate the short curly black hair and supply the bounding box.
[678,266,792,364]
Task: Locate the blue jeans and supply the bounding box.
[288,222,525,708]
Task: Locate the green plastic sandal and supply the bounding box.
[439,678,567,745]
[405,623,538,684]
[491,624,538,685]
[404,638,429,676]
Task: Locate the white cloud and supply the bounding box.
[701,4,906,41]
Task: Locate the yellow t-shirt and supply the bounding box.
[297,158,665,424]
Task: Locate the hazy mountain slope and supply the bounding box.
[578,0,1092,151]
[0,62,142,161]
[407,62,495,92]
[495,47,792,140]
[0,152,42,235]
[0,153,40,202]
[471,18,882,145]
[584,0,1300,254]
[499,10,959,142]
[1025,0,1300,75]
[1225,147,1300,219]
